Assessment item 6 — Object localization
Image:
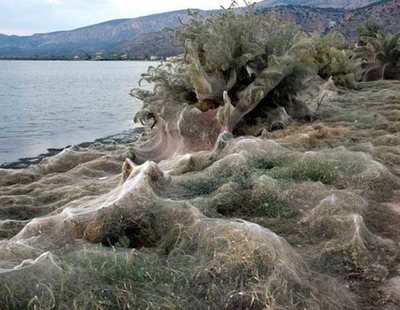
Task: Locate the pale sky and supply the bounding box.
[0,0,260,36]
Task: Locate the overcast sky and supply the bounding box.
[0,0,260,36]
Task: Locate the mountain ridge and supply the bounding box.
[257,0,381,8]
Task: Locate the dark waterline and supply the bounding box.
[0,127,145,169]
[0,60,153,164]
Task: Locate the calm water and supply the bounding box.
[0,60,153,164]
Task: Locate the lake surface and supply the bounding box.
[0,60,153,164]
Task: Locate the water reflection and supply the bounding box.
[0,60,153,163]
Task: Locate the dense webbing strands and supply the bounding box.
[1,80,400,308]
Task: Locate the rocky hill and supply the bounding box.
[257,0,381,9]
[258,0,400,36]
[334,0,400,40]
[109,31,181,60]
[0,10,195,59]
[0,0,399,60]
[260,6,346,33]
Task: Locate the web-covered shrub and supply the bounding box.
[313,32,361,89]
[355,30,400,81]
[131,2,316,132]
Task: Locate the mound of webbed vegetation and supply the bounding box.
[130,3,322,163]
[131,4,385,164]
[1,80,400,309]
[313,32,361,88]
[355,29,400,81]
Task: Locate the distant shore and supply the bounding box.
[0,127,145,170]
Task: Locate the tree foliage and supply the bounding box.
[131,2,316,133]
[354,30,400,81]
[356,20,382,46]
[313,32,361,88]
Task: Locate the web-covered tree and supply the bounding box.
[313,32,361,89]
[356,20,382,46]
[354,30,400,81]
[130,2,317,163]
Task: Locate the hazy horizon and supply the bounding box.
[0,0,261,36]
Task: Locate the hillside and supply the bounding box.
[258,0,400,37]
[260,6,346,33]
[0,10,195,59]
[258,0,381,8]
[109,31,181,59]
[334,0,400,40]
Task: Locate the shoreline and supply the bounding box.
[0,127,145,170]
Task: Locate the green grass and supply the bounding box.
[183,166,251,196]
[266,158,337,185]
